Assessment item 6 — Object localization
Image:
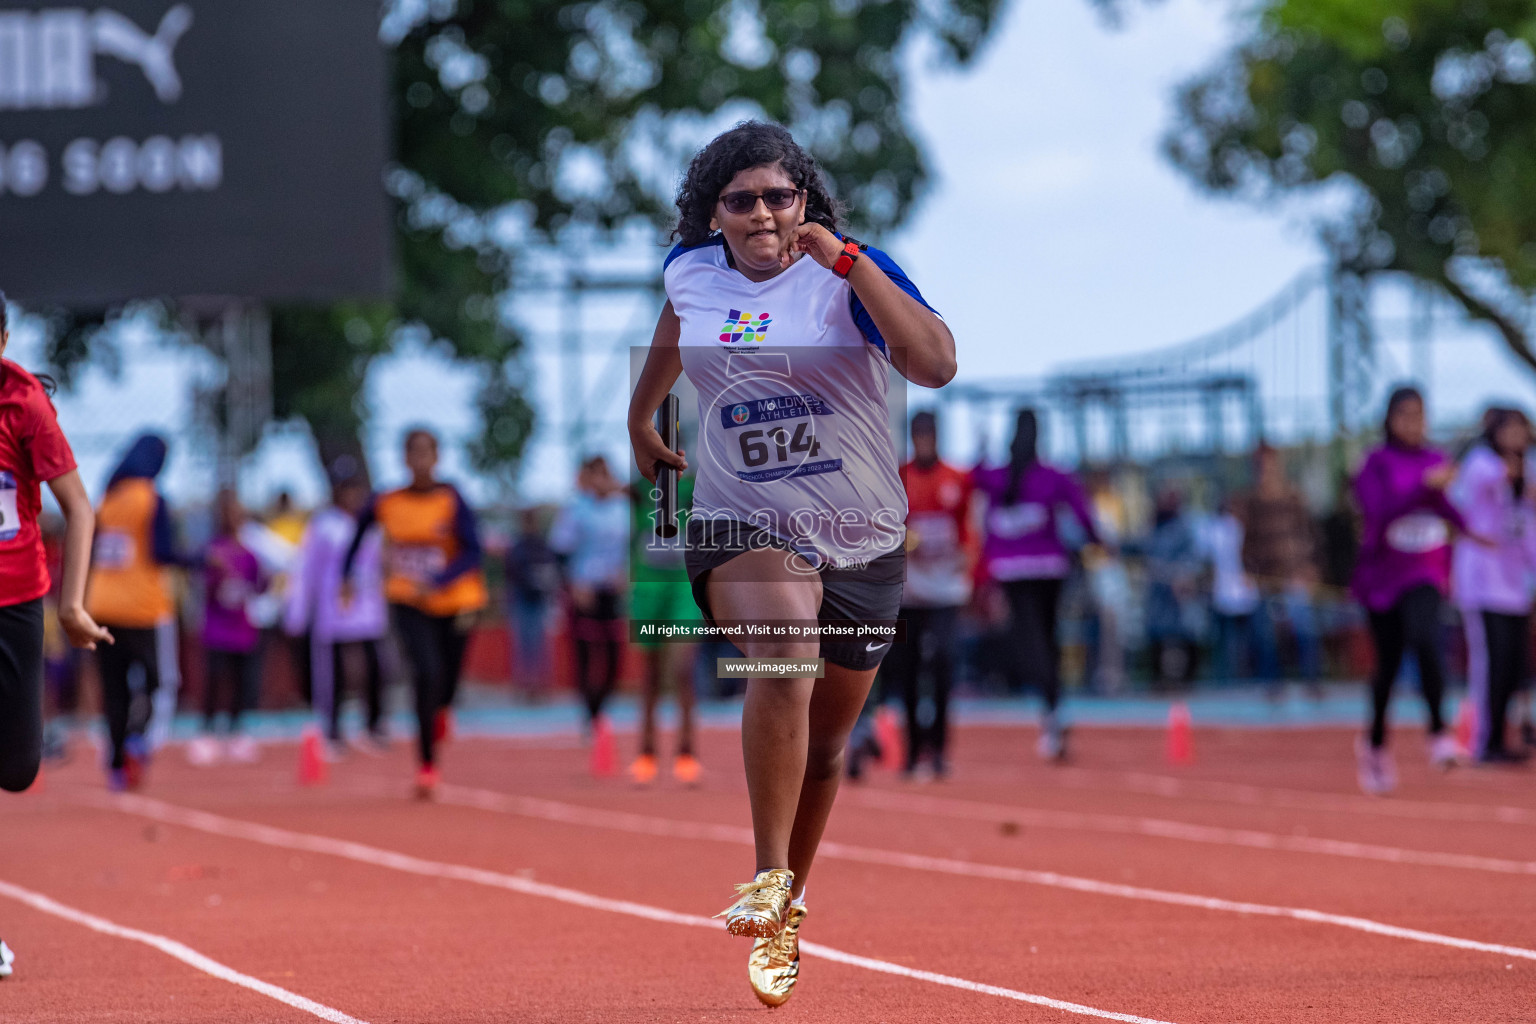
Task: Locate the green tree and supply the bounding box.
[46,0,1003,483]
[1164,0,1536,371]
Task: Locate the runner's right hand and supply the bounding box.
[1422,463,1456,490]
[629,420,687,484]
[59,604,113,651]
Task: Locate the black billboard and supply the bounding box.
[0,1,389,305]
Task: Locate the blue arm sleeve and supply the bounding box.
[433,488,483,587]
[848,245,940,359]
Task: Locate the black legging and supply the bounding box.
[1002,578,1064,712]
[885,605,958,769]
[0,599,45,793]
[96,625,160,770]
[1366,584,1447,749]
[202,649,262,733]
[571,589,622,724]
[1481,610,1529,757]
[311,638,386,741]
[391,605,468,768]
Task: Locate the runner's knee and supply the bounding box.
[739,638,820,662]
[805,742,845,782]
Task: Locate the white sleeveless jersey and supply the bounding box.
[664,236,938,569]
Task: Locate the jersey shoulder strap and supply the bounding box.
[664,235,726,272]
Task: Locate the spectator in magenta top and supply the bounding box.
[972,408,1099,761]
[1351,386,1474,795]
[188,489,266,766]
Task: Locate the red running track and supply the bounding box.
[0,725,1532,1023]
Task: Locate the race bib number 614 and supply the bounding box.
[718,392,842,483]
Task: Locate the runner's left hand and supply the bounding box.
[780,223,844,271]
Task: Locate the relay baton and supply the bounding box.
[654,393,680,538]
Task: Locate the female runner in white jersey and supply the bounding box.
[629,121,955,1006]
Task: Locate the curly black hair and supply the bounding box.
[673,121,841,247]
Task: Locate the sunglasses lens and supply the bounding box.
[720,189,800,214]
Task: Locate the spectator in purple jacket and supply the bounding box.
[1351,386,1474,795]
[1452,406,1536,765]
[188,490,266,766]
[973,408,1099,762]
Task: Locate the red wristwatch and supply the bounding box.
[831,239,862,278]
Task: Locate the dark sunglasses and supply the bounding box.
[718,188,804,215]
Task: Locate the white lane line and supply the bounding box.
[0,877,368,1024]
[793,940,1171,1022]
[1050,768,1536,827]
[420,783,1536,963]
[75,792,1179,1024]
[841,789,1536,875]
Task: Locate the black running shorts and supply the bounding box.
[683,518,904,671]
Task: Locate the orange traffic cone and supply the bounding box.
[589,717,617,777]
[1454,697,1475,752]
[297,727,328,786]
[875,705,905,771]
[1166,701,1195,765]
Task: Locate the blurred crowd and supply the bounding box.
[36,388,1536,791]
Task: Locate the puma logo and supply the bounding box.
[0,5,194,110]
[92,4,194,103]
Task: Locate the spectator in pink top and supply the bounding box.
[1351,387,1473,795]
[972,409,1099,762]
[284,460,389,751]
[189,490,266,766]
[1452,406,1536,764]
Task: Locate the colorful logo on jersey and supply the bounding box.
[719,309,771,343]
[731,404,751,424]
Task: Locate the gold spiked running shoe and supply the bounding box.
[715,868,794,938]
[749,904,806,1007]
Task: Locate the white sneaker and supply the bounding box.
[1355,736,1397,796]
[186,735,222,767]
[0,939,15,978]
[225,735,260,764]
[347,732,389,757]
[1036,716,1067,762]
[1429,733,1469,770]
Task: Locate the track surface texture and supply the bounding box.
[1,723,1531,1023]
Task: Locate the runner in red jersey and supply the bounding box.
[0,289,112,980]
[888,410,974,778]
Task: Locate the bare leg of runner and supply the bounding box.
[675,644,698,755]
[706,547,822,882]
[640,649,662,756]
[784,662,878,898]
